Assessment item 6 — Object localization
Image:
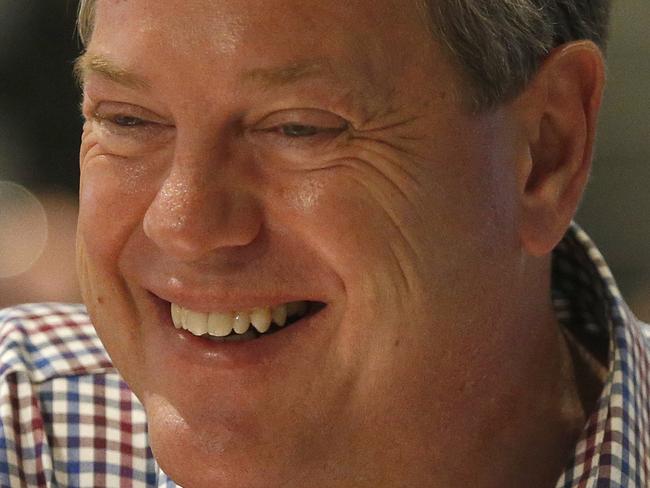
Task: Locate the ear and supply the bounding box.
[515,41,605,256]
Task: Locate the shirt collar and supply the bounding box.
[552,223,650,487]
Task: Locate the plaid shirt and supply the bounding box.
[1,224,648,487]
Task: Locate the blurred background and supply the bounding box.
[0,1,648,320]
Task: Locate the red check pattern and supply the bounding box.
[0,304,175,487]
[0,224,648,487]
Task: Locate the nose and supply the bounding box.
[142,155,263,262]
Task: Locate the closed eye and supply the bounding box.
[84,99,172,138]
[109,114,148,127]
[266,123,347,138]
[91,112,154,129]
[251,109,349,137]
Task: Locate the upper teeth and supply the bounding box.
[170,301,309,337]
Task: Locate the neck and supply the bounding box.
[372,259,590,487]
[477,310,589,488]
[445,259,595,488]
[450,258,592,488]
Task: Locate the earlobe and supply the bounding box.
[518,41,606,256]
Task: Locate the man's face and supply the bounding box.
[78,0,526,486]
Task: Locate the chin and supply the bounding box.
[144,392,294,488]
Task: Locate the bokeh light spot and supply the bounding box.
[0,180,48,278]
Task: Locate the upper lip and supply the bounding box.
[147,285,325,314]
[128,260,333,313]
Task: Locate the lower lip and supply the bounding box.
[146,295,329,370]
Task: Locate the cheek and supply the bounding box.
[78,153,158,266]
[282,176,325,214]
[77,153,158,378]
[279,168,419,312]
[279,123,521,319]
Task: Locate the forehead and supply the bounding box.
[88,0,443,99]
[93,0,425,38]
[92,0,428,56]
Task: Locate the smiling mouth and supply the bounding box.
[170,301,325,343]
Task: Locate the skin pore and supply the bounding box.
[76,0,605,486]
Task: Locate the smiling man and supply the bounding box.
[1,0,649,487]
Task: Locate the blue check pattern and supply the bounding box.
[552,226,650,487]
[0,223,648,487]
[0,304,176,487]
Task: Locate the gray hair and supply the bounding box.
[76,0,611,110]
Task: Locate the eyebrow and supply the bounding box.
[74,53,151,89]
[74,52,382,124]
[73,53,371,111]
[241,58,337,88]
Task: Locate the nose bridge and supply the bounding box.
[143,139,262,261]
